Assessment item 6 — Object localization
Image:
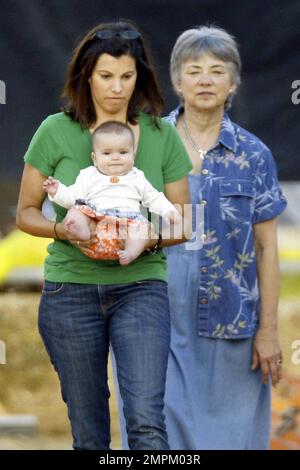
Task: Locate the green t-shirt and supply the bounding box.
[24,112,192,284]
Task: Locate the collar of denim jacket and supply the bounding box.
[165,106,238,153]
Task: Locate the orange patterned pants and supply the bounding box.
[76,205,151,261]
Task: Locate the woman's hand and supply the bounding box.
[251,327,283,387]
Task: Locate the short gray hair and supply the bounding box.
[170,25,241,109]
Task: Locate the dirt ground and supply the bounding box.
[0,292,121,449]
[0,288,299,450]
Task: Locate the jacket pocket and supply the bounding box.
[219,179,255,222]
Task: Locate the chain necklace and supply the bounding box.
[182,114,207,160]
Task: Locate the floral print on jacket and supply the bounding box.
[164,107,287,339]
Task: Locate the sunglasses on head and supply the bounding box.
[91,30,141,41]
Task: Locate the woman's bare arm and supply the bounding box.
[16,164,104,255]
[252,217,282,386]
[16,164,67,239]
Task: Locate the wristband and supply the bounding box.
[53,222,61,240]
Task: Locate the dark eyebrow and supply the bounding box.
[96,69,136,74]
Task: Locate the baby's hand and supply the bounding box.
[43,176,59,197]
[164,210,182,225]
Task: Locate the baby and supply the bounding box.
[43,121,181,265]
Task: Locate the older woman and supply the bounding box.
[162,25,287,450]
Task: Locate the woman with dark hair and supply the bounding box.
[16,20,192,450]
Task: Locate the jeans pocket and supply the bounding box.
[134,279,167,286]
[42,280,65,295]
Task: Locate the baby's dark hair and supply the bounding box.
[92,121,135,148]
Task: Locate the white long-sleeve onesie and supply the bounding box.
[49,166,178,217]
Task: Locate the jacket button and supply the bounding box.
[200,297,208,304]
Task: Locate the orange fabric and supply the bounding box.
[76,205,149,261]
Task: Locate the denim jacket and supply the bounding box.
[164,107,287,339]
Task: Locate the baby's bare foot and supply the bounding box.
[119,250,135,266]
[64,219,90,241]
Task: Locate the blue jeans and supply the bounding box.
[38,280,171,450]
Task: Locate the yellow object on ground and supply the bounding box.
[0,230,51,283]
[279,250,300,261]
[0,229,298,284]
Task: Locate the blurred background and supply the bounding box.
[0,0,299,450]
